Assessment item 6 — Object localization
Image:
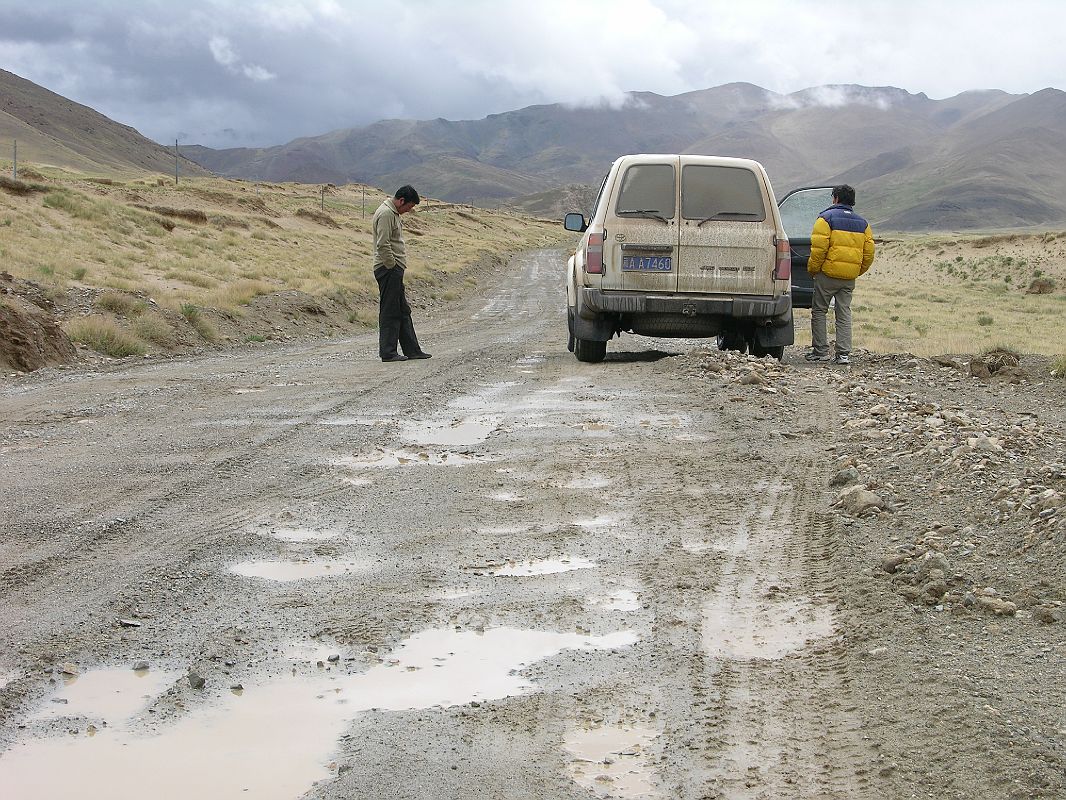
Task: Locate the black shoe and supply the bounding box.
[381,354,408,362]
[407,352,432,359]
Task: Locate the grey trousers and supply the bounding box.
[810,272,855,356]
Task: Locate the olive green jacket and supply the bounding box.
[372,199,407,270]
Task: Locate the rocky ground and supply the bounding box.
[0,249,1063,799]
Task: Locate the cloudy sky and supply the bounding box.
[2,0,1063,149]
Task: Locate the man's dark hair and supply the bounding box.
[394,185,420,205]
[833,184,856,206]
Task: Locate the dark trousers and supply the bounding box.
[374,266,422,359]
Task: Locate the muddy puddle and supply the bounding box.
[0,627,637,800]
[400,414,501,446]
[335,448,494,469]
[230,559,365,582]
[486,558,596,577]
[31,667,181,724]
[703,586,834,660]
[565,722,662,798]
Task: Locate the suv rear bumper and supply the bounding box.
[581,289,791,319]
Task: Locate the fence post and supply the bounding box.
[174,139,179,185]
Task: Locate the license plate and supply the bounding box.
[622,255,672,272]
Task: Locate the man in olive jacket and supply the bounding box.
[805,184,875,365]
[372,185,431,362]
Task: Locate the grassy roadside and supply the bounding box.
[0,164,570,358]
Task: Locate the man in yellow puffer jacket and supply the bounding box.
[805,184,875,365]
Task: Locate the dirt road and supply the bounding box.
[1,249,1063,799]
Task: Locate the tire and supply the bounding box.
[567,307,576,352]
[574,338,607,363]
[750,343,785,360]
[716,331,747,353]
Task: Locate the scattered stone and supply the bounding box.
[837,486,886,516]
[738,371,765,386]
[975,597,1017,617]
[132,661,150,671]
[327,654,340,663]
[59,663,79,677]
[118,619,143,628]
[831,466,861,487]
[881,554,910,574]
[187,670,206,690]
[1031,606,1061,625]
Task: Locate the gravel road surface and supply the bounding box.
[1,249,1063,799]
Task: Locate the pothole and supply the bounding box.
[399,415,501,446]
[564,723,662,798]
[335,449,494,469]
[703,589,834,660]
[31,667,182,724]
[486,558,596,577]
[230,560,365,582]
[0,628,637,800]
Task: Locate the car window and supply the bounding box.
[778,187,834,241]
[616,164,676,218]
[681,165,766,222]
[590,174,609,218]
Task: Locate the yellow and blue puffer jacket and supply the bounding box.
[807,204,875,280]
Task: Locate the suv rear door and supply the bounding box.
[777,186,835,309]
[676,159,776,296]
[602,159,679,292]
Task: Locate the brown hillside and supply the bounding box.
[0,69,211,178]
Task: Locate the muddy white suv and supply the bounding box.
[564,154,795,362]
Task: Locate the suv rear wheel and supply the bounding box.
[574,338,607,363]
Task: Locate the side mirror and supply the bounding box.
[563,213,587,233]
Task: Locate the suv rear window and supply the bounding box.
[681,165,766,222]
[616,164,676,219]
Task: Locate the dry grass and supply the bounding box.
[64,315,147,357]
[131,312,177,347]
[0,169,568,347]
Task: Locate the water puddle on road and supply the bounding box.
[31,668,182,724]
[487,558,596,577]
[230,560,365,582]
[703,588,834,660]
[400,415,501,446]
[260,528,340,543]
[0,627,637,800]
[335,449,494,469]
[564,723,663,798]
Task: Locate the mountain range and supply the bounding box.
[181,82,1066,230]
[3,66,1065,231]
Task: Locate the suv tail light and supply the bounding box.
[585,232,604,274]
[773,236,791,280]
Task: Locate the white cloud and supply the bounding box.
[208,34,276,82]
[1,0,1064,147]
[208,35,238,68]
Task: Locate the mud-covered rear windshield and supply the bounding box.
[681,165,766,222]
[615,164,676,219]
